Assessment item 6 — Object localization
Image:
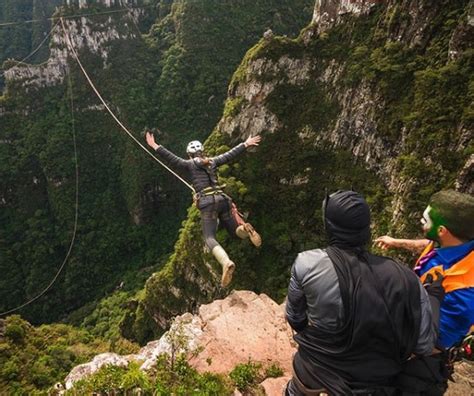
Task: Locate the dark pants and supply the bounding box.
[200,194,238,250]
[286,351,449,396]
[285,352,327,396]
[395,354,449,395]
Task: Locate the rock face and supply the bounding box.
[65,290,296,393]
[3,12,139,89]
[64,289,474,395]
[188,290,295,375]
[218,0,473,233]
[447,361,474,396]
[313,0,384,32]
[65,0,138,8]
[65,353,131,390]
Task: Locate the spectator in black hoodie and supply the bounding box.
[285,190,442,395]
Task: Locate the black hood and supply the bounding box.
[324,190,371,249]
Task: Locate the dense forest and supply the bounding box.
[0,0,313,325]
[0,0,472,393]
[122,0,473,343]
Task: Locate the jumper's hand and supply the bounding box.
[146,131,159,150]
[244,135,261,148]
[374,235,397,250]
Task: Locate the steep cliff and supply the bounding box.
[123,0,473,343]
[0,7,158,325]
[57,292,474,395]
[0,0,313,328]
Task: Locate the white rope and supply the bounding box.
[0,58,80,317]
[6,19,60,68]
[60,17,195,193]
[0,6,153,28]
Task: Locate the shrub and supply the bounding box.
[265,362,284,378]
[229,360,262,392]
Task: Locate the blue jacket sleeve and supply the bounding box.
[211,143,246,167]
[155,146,190,171]
[286,261,308,332]
[437,289,474,348]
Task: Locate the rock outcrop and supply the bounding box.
[447,361,474,396]
[65,0,138,8]
[123,0,473,345]
[313,0,383,32]
[218,0,473,234]
[64,289,474,395]
[3,12,139,90]
[65,290,296,394]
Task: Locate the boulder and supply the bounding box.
[189,290,296,375]
[65,290,296,390]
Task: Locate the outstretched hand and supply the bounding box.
[374,235,397,250]
[244,135,261,148]
[145,131,159,151]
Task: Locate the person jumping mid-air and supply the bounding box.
[145,130,262,288]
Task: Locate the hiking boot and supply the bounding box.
[243,223,262,247]
[212,245,236,287]
[236,225,248,239]
[221,260,235,288]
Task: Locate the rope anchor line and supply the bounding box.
[59,17,195,193]
[0,13,196,317]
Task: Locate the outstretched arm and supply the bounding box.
[212,135,261,167]
[374,235,430,253]
[145,131,188,170]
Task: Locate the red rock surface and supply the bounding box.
[261,376,292,396]
[189,290,296,375]
[64,289,473,395]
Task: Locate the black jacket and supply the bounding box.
[155,143,246,195]
[286,246,435,394]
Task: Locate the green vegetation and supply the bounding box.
[66,363,153,395]
[265,362,284,378]
[122,1,472,343]
[229,360,262,392]
[0,315,138,394]
[66,356,283,395]
[0,0,312,328]
[147,0,313,143]
[1,1,472,392]
[223,97,247,119]
[67,354,233,395]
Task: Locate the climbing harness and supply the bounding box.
[193,185,226,203]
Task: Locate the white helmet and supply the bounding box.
[186,140,203,155]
